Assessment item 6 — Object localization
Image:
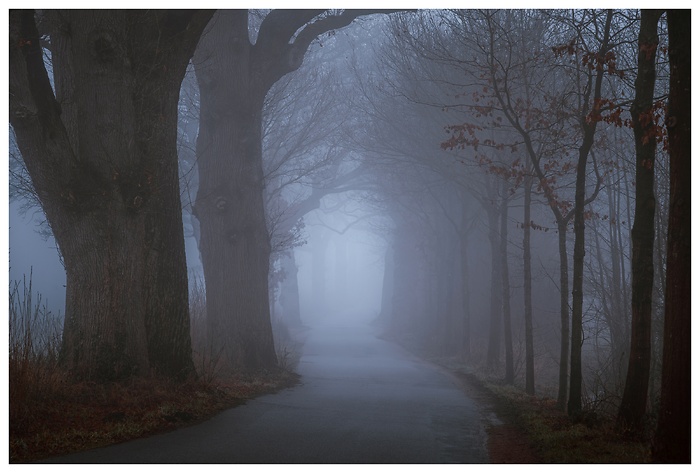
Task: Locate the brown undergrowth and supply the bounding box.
[10,368,299,463]
[453,370,652,463]
[9,275,300,463]
[386,330,651,464]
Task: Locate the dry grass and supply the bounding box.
[390,331,652,464]
[9,274,299,463]
[463,373,652,463]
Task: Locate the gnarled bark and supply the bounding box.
[9,10,212,381]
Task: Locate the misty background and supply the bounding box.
[8,8,680,424]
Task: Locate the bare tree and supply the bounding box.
[617,9,663,433]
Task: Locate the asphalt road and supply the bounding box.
[49,316,490,464]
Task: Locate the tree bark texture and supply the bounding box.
[9,10,212,381]
[652,9,691,464]
[193,10,400,372]
[617,9,662,433]
[194,11,277,373]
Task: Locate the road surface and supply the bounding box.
[49,316,490,463]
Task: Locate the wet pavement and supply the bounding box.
[48,316,490,463]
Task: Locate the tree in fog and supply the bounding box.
[559,9,614,417]
[439,10,641,412]
[437,9,581,404]
[652,9,690,463]
[617,9,663,433]
[9,10,213,381]
[350,17,494,362]
[191,9,405,373]
[262,50,377,328]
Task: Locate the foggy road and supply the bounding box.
[49,316,490,464]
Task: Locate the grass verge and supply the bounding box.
[456,371,652,463]
[10,370,300,463]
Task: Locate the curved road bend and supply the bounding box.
[49,316,491,463]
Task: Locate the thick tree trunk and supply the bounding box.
[193,9,402,373]
[617,9,662,433]
[9,10,210,381]
[194,11,277,373]
[652,9,691,464]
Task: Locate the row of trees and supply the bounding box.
[9,9,397,379]
[9,9,689,461]
[342,9,689,461]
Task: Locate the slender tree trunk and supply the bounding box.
[617,9,662,432]
[459,195,472,359]
[486,198,503,368]
[378,245,395,326]
[569,146,589,416]
[568,10,613,417]
[500,184,514,384]
[606,169,627,371]
[9,10,211,381]
[556,220,570,409]
[652,9,691,463]
[334,236,348,310]
[523,172,535,395]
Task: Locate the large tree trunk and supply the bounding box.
[193,9,399,373]
[194,11,277,373]
[617,9,662,433]
[652,9,691,464]
[9,10,211,381]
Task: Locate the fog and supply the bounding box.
[8,9,682,436]
[294,206,386,327]
[9,201,66,315]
